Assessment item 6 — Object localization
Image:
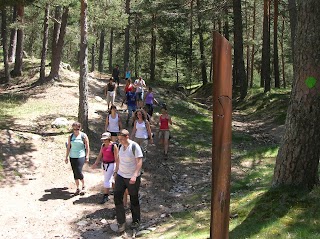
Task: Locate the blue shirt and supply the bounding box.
[125,70,131,79]
[69,133,86,158]
[126,92,136,107]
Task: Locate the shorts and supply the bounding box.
[102,162,115,188]
[109,132,118,137]
[136,92,144,101]
[159,130,170,140]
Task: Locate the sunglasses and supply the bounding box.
[73,128,80,131]
[118,133,128,137]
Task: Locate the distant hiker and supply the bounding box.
[121,78,134,108]
[130,109,153,161]
[65,122,90,195]
[122,87,137,126]
[113,129,143,233]
[158,105,172,160]
[105,77,117,110]
[92,132,118,204]
[134,77,146,108]
[143,86,158,117]
[125,67,131,80]
[112,64,120,86]
[105,105,122,142]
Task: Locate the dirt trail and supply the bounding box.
[0,72,189,239]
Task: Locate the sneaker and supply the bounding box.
[118,223,126,233]
[130,221,140,230]
[100,194,109,204]
[74,188,80,195]
[80,186,85,196]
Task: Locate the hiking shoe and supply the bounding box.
[74,188,80,195]
[100,194,109,204]
[80,186,85,196]
[118,223,126,233]
[130,221,140,230]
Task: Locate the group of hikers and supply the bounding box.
[64,71,173,233]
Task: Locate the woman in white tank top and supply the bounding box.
[105,105,122,142]
[130,109,153,161]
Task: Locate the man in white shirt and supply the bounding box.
[113,129,143,233]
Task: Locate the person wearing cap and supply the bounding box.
[113,129,143,233]
[92,132,119,204]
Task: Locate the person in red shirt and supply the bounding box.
[158,105,173,160]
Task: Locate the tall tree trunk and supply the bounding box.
[250,0,257,88]
[40,4,50,81]
[273,0,320,190]
[48,6,69,80]
[288,0,297,66]
[108,28,113,72]
[124,0,130,74]
[261,0,271,91]
[196,0,208,85]
[91,44,95,72]
[98,29,105,72]
[280,17,286,88]
[134,14,140,78]
[78,0,89,132]
[1,7,10,83]
[233,0,247,99]
[8,6,17,63]
[189,0,194,87]
[274,0,280,88]
[223,9,229,40]
[51,6,62,58]
[11,4,24,77]
[245,0,250,87]
[150,14,156,82]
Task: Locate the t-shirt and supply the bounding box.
[125,84,133,93]
[118,140,143,178]
[112,68,120,78]
[145,92,154,104]
[69,132,86,158]
[107,82,116,92]
[134,79,145,93]
[126,92,136,107]
[125,70,131,79]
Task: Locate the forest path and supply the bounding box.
[0,72,184,239]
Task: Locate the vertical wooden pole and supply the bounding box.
[210,31,232,239]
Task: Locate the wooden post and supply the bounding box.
[210,31,232,239]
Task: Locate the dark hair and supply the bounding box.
[148,86,153,91]
[108,105,117,114]
[134,109,147,121]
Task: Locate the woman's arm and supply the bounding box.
[130,121,137,139]
[65,135,71,163]
[92,146,103,168]
[84,134,90,162]
[146,121,153,143]
[105,115,109,132]
[118,114,123,130]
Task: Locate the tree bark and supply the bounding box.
[1,7,10,83]
[134,14,140,78]
[40,3,50,81]
[91,43,95,72]
[78,0,89,132]
[189,0,194,86]
[288,0,297,65]
[196,0,208,85]
[273,0,320,190]
[108,28,113,72]
[48,6,69,81]
[150,14,156,82]
[261,0,271,91]
[98,29,105,72]
[250,0,256,88]
[124,0,130,74]
[8,6,17,63]
[51,6,62,59]
[11,4,24,77]
[274,0,280,88]
[232,0,247,99]
[280,16,286,88]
